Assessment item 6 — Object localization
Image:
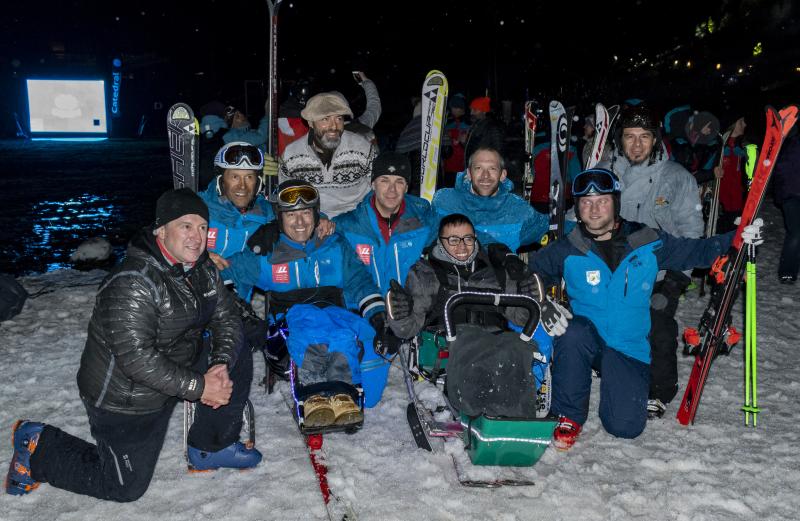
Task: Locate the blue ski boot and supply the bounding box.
[5,420,44,496]
[187,441,262,472]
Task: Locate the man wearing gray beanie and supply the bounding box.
[5,188,261,502]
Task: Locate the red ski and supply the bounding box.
[677,105,798,426]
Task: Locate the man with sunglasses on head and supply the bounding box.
[530,168,763,450]
[203,142,336,301]
[280,93,376,219]
[603,106,704,419]
[220,180,400,418]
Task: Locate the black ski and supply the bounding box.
[167,103,199,192]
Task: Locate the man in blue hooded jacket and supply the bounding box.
[334,152,436,295]
[432,147,551,253]
[530,168,764,450]
[220,181,400,416]
[199,142,274,279]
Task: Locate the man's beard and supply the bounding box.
[315,129,342,150]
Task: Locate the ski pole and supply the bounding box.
[742,242,760,425]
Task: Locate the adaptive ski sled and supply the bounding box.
[402,292,557,487]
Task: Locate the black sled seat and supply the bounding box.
[444,292,558,467]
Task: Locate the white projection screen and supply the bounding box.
[26,79,108,135]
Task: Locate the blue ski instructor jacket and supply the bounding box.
[531,221,732,363]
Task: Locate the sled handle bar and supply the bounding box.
[443,292,541,343]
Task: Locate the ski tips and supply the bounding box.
[778,105,798,131]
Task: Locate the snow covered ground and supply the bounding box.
[1,204,798,521]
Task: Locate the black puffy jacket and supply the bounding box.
[77,229,243,414]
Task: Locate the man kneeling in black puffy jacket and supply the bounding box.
[5,188,261,502]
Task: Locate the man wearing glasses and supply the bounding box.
[386,213,570,343]
[530,168,762,450]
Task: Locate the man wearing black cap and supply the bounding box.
[5,188,261,502]
[334,152,436,297]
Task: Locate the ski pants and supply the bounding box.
[551,315,649,439]
[30,341,254,502]
[648,270,690,403]
[779,196,800,279]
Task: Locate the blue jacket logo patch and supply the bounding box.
[586,270,601,286]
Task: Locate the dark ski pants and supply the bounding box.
[30,400,175,502]
[551,315,649,439]
[188,341,254,452]
[29,343,254,502]
[779,197,800,279]
[648,270,690,403]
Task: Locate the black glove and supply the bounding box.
[487,242,528,281]
[369,311,401,356]
[247,221,280,255]
[387,279,413,321]
[518,273,544,301]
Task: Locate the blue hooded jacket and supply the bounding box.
[199,178,275,261]
[432,172,551,251]
[333,193,436,294]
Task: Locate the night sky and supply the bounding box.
[1,0,798,136]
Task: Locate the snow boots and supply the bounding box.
[647,399,667,419]
[5,420,43,496]
[303,394,363,428]
[187,441,262,472]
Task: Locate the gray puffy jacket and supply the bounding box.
[77,230,243,414]
[603,152,704,239]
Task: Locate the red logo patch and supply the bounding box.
[207,228,218,250]
[356,244,372,265]
[272,263,290,284]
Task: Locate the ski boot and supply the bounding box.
[5,420,44,496]
[187,441,262,472]
[552,416,582,451]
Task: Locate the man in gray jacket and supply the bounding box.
[6,189,261,501]
[603,105,703,418]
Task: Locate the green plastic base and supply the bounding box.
[461,414,556,467]
[418,330,448,373]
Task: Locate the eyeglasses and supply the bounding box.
[439,235,477,246]
[215,144,264,170]
[276,184,319,208]
[572,168,620,197]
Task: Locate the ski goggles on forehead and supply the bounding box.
[276,184,319,207]
[572,169,621,197]
[216,144,264,169]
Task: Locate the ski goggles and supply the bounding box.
[275,184,319,209]
[572,168,621,197]
[214,143,264,170]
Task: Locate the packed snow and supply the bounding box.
[1,204,798,521]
